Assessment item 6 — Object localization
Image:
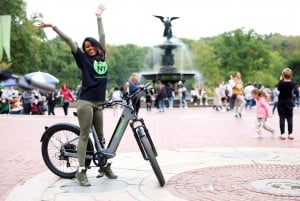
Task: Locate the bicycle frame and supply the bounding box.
[59,105,133,161]
[40,82,165,186]
[60,83,157,164]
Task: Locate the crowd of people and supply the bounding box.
[114,69,297,143]
[103,69,300,120]
[0,83,77,115]
[0,86,47,115]
[2,69,299,143]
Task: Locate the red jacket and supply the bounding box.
[60,88,74,102]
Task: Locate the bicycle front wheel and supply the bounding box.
[139,133,165,187]
[41,123,94,178]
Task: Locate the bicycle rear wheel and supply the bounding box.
[41,124,94,178]
[139,131,165,187]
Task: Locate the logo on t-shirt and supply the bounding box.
[93,61,108,75]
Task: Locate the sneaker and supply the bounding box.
[75,169,91,186]
[279,134,286,140]
[103,163,118,179]
[254,134,263,139]
[270,130,275,138]
[288,134,294,140]
[238,112,242,118]
[234,113,239,118]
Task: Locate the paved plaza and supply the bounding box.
[1,106,300,201]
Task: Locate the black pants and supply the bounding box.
[132,97,140,114]
[229,95,236,110]
[277,100,293,134]
[23,102,31,114]
[62,101,69,116]
[48,103,55,115]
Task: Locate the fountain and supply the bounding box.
[142,15,195,85]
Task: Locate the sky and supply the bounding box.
[25,0,300,47]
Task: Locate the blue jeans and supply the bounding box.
[158,99,165,111]
[168,96,174,108]
[180,97,187,108]
[245,99,254,109]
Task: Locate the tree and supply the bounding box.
[1,0,46,73]
[211,28,274,86]
[106,44,148,90]
[41,37,80,89]
[264,34,300,83]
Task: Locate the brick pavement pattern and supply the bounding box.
[1,107,300,201]
[167,164,300,201]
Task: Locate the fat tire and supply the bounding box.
[140,135,165,187]
[41,124,93,178]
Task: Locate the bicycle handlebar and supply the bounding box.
[0,69,56,91]
[128,82,152,99]
[98,82,153,110]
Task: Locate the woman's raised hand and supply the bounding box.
[37,23,54,29]
[95,4,105,18]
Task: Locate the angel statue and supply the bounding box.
[153,15,179,40]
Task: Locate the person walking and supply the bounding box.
[213,82,222,111]
[110,87,122,116]
[22,89,32,115]
[46,90,57,115]
[232,71,245,118]
[293,84,299,108]
[145,92,152,112]
[178,81,187,108]
[228,75,236,110]
[272,84,279,114]
[277,68,296,140]
[156,84,167,112]
[251,88,275,139]
[244,82,255,110]
[60,83,75,116]
[38,3,117,186]
[128,72,142,114]
[219,81,227,110]
[166,82,175,108]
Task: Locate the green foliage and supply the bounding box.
[106,44,148,90]
[4,0,300,94]
[42,37,80,89]
[211,29,271,78]
[287,56,300,83]
[1,0,45,73]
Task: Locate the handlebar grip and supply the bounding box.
[98,100,124,109]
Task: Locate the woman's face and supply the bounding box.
[84,41,98,57]
[132,75,138,82]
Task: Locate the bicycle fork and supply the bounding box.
[130,119,158,160]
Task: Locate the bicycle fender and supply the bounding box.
[40,123,80,142]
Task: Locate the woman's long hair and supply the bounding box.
[82,37,105,61]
